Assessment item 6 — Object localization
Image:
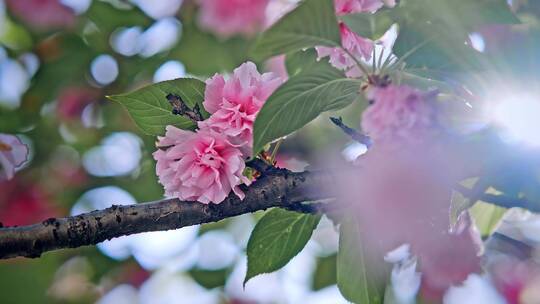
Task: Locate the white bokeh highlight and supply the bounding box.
[60,0,92,14]
[90,54,119,85]
[110,26,143,57]
[82,132,142,177]
[492,94,540,146]
[131,0,183,20]
[138,18,181,57]
[0,57,30,109]
[153,60,186,83]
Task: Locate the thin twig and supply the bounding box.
[330,117,372,147]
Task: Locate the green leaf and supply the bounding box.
[252,64,361,154]
[341,11,394,40]
[398,70,456,94]
[245,208,321,284]
[470,202,506,237]
[398,0,519,30]
[250,0,340,60]
[189,268,228,289]
[449,190,475,228]
[285,48,334,77]
[435,0,519,28]
[393,0,518,70]
[312,253,337,291]
[0,18,33,51]
[393,22,484,71]
[108,78,207,136]
[337,217,388,304]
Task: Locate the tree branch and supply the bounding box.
[0,169,335,260]
[329,117,372,147]
[454,184,540,212]
[0,165,536,260]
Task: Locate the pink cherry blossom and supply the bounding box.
[199,62,282,153]
[335,0,383,15]
[334,0,395,15]
[265,55,288,81]
[56,87,98,121]
[5,0,76,30]
[197,0,270,38]
[361,85,437,143]
[315,23,373,78]
[153,126,250,204]
[0,134,29,181]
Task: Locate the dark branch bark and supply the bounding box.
[0,169,334,260]
[454,184,540,212]
[0,164,534,260]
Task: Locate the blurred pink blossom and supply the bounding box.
[361,85,437,144]
[197,0,270,38]
[0,179,60,226]
[153,126,250,204]
[264,0,297,28]
[334,0,395,15]
[0,134,29,181]
[56,87,98,121]
[6,0,76,30]
[199,62,282,153]
[328,83,485,301]
[340,142,482,301]
[265,55,288,81]
[489,257,540,304]
[315,23,373,78]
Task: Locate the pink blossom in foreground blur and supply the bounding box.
[334,0,383,15]
[197,0,270,38]
[334,0,395,15]
[361,84,437,143]
[342,142,482,301]
[199,62,282,153]
[6,0,76,30]
[265,55,288,81]
[315,23,373,78]
[153,126,250,204]
[329,83,484,301]
[0,134,29,181]
[488,257,540,304]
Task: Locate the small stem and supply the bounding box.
[270,138,283,163]
[371,47,377,74]
[342,48,371,78]
[330,117,372,147]
[377,44,385,71]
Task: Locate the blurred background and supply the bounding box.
[2,0,540,303]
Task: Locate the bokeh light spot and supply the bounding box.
[493,95,540,146]
[90,54,119,85]
[153,60,186,82]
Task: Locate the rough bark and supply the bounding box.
[0,164,530,260]
[0,168,334,259]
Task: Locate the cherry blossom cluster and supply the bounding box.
[361,84,438,144]
[0,134,29,181]
[317,0,396,77]
[154,62,282,204]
